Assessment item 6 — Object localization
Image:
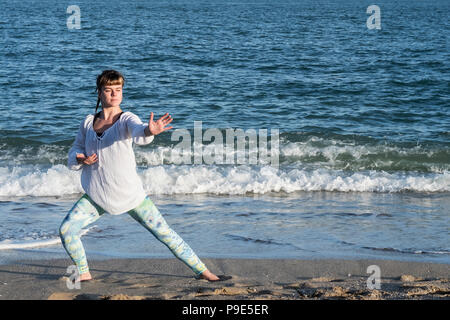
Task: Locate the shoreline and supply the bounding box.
[0,257,448,300]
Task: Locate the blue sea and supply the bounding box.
[0,0,449,264]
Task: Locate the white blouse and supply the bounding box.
[68,111,154,215]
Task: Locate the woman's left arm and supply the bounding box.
[126,113,155,145]
[126,112,173,145]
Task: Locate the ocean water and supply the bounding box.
[0,0,449,264]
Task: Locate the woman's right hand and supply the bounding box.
[76,153,98,165]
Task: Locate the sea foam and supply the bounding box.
[0,163,448,197]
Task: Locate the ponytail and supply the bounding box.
[95,97,101,114]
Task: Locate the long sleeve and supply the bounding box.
[125,113,154,145]
[67,117,87,171]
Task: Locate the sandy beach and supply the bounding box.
[0,258,448,300]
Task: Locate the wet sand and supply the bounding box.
[0,258,448,300]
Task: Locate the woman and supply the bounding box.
[60,70,227,282]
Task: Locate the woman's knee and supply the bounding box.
[59,219,79,240]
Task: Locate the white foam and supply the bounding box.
[141,165,450,194]
[0,238,61,250]
[0,164,82,197]
[0,227,94,250]
[0,162,449,198]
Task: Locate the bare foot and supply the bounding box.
[199,269,220,281]
[79,272,92,282]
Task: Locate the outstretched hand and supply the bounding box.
[148,112,173,136]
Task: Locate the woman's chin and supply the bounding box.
[103,103,121,108]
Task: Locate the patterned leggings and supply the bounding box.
[59,194,207,276]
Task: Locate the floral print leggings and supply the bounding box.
[59,194,207,276]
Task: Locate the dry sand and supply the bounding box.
[0,258,448,300]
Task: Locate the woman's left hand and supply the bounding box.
[147,112,173,136]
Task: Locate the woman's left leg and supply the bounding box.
[127,196,207,276]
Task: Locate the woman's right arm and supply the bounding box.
[67,118,87,171]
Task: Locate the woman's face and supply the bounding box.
[99,84,123,108]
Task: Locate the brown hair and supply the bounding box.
[95,70,125,113]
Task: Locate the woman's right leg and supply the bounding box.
[59,194,105,277]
